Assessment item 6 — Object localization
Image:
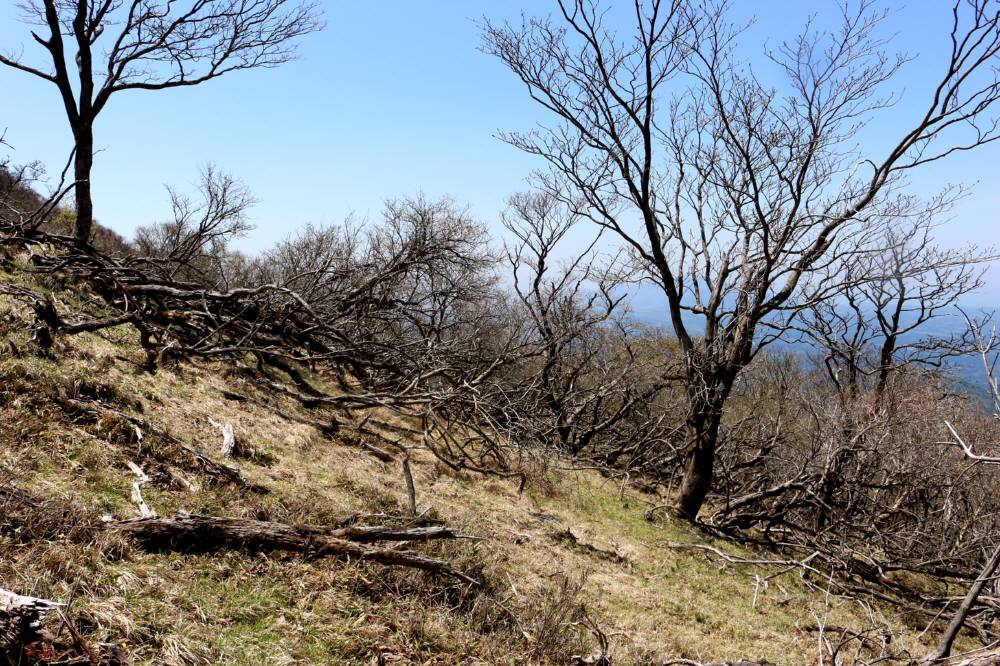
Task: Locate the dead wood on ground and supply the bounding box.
[102,513,480,586]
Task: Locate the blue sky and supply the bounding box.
[0,1,997,301]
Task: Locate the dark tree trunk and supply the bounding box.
[73,123,94,242]
[675,400,725,520]
[874,333,897,402]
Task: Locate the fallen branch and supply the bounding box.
[663,541,822,574]
[126,460,156,518]
[347,434,396,463]
[0,588,61,646]
[402,453,417,516]
[55,606,100,666]
[177,439,269,494]
[944,421,1000,465]
[555,527,629,565]
[208,418,236,457]
[926,543,1000,662]
[260,408,395,463]
[943,646,1000,666]
[64,398,269,494]
[662,539,988,634]
[103,513,479,585]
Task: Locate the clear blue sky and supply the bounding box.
[1,1,997,300]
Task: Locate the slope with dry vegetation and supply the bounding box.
[3,1,1000,663]
[0,267,990,665]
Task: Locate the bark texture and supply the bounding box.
[103,513,478,586]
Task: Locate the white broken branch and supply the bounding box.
[945,421,1000,465]
[127,460,156,518]
[208,417,236,457]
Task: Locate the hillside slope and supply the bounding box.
[0,283,962,664]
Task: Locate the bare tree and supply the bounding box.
[483,0,1000,519]
[947,313,1000,460]
[968,312,1000,418]
[134,165,255,286]
[798,198,995,403]
[499,191,672,461]
[0,131,80,235]
[0,136,46,227]
[0,0,321,241]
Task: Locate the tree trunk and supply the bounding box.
[874,334,897,403]
[675,405,724,520]
[73,123,94,242]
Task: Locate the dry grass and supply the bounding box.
[0,279,958,665]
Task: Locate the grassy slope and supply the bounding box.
[0,286,947,665]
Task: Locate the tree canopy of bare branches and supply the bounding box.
[796,196,995,403]
[500,192,672,460]
[0,0,322,241]
[133,165,255,286]
[0,183,513,434]
[483,0,1000,519]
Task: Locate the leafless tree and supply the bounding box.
[945,313,1000,461]
[0,131,80,237]
[0,0,321,241]
[968,312,1000,418]
[134,165,255,286]
[0,184,508,422]
[797,198,995,403]
[0,139,45,227]
[483,0,1000,519]
[247,195,504,393]
[501,191,672,458]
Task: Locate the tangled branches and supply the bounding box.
[0,171,520,452]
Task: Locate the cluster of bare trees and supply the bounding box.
[795,197,995,405]
[487,192,676,465]
[482,0,1000,521]
[4,0,1000,660]
[479,0,1000,655]
[0,177,503,413]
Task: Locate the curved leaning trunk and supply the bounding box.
[675,403,725,520]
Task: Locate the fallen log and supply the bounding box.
[103,513,479,586]
[0,588,61,646]
[343,434,396,463]
[945,649,1000,666]
[1,590,132,665]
